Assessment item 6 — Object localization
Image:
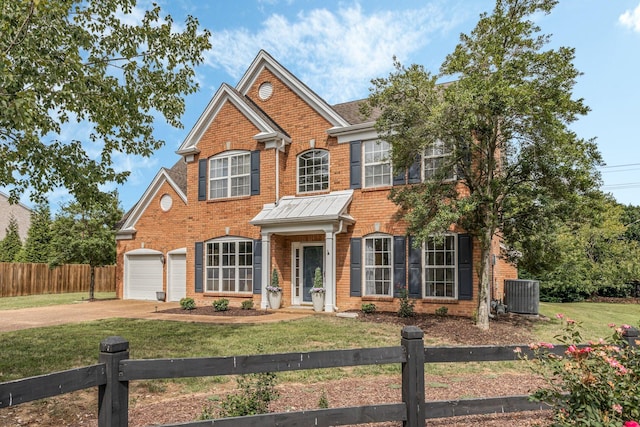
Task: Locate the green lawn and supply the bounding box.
[0,292,116,310]
[0,297,638,387]
[536,302,640,343]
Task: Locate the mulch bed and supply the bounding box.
[160,306,273,317]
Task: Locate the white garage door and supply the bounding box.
[168,253,186,302]
[126,254,163,300]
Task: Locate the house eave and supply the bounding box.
[327,122,378,144]
[116,229,136,240]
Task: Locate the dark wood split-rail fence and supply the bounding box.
[1,326,638,427]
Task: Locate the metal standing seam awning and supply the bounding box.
[250,190,354,312]
[250,189,354,231]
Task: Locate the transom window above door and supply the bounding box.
[209,151,251,199]
[298,149,329,193]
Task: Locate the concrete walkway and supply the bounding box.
[0,299,313,333]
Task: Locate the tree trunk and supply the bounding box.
[476,228,493,330]
[89,265,95,301]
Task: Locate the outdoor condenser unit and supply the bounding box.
[504,279,539,315]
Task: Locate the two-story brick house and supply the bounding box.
[116,50,516,317]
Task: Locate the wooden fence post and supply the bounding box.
[98,336,129,427]
[622,326,639,348]
[401,326,425,427]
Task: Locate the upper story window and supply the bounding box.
[298,149,329,193]
[209,151,251,199]
[363,140,392,188]
[424,140,455,181]
[205,239,253,293]
[424,234,457,298]
[364,234,393,296]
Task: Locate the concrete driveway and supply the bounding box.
[0,299,311,333]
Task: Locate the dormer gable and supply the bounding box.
[236,50,350,129]
[116,162,187,239]
[177,82,291,156]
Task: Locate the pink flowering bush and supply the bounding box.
[525,316,640,426]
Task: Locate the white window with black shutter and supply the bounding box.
[407,233,473,300]
[197,150,260,200]
[363,140,392,188]
[364,234,393,296]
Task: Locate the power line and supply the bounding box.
[598,163,640,169]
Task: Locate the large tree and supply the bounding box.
[1,0,211,204]
[525,199,640,301]
[50,192,122,299]
[365,0,602,329]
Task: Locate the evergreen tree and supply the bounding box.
[16,203,53,263]
[0,215,23,262]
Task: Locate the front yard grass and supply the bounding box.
[536,301,640,343]
[0,301,638,388]
[0,292,116,310]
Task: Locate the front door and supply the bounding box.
[300,244,323,303]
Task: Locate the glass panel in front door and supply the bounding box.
[303,246,323,303]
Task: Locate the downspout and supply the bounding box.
[274,138,286,204]
[332,219,347,311]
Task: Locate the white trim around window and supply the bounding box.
[363,140,392,188]
[363,234,393,296]
[424,234,457,299]
[205,238,253,293]
[208,151,251,199]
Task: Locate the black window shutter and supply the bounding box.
[458,234,473,300]
[195,242,204,293]
[408,156,421,184]
[253,239,262,294]
[408,236,422,298]
[198,159,207,201]
[393,236,406,297]
[349,141,362,189]
[350,238,362,297]
[251,150,260,196]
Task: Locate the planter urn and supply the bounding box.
[268,291,282,309]
[311,292,325,312]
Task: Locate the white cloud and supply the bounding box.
[619,3,640,32]
[203,2,456,103]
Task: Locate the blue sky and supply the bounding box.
[10,0,640,211]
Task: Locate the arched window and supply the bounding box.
[297,149,329,193]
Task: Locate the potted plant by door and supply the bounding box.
[266,268,282,309]
[309,267,325,312]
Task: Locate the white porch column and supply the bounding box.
[324,231,335,312]
[261,232,271,309]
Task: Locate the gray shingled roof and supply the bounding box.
[331,99,381,125]
[164,159,187,194]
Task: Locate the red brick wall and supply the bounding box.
[116,181,188,299]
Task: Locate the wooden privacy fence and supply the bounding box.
[0,262,116,297]
[1,326,638,427]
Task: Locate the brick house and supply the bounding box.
[116,50,516,316]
